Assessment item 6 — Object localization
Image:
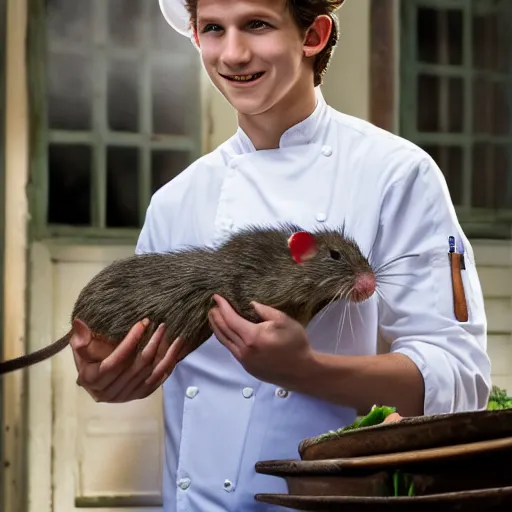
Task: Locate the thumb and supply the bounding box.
[70,318,113,363]
[70,318,93,349]
[250,301,284,321]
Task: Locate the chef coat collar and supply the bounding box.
[231,87,329,154]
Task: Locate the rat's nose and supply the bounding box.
[351,273,376,302]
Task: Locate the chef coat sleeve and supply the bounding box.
[374,153,491,415]
[135,200,157,255]
[135,195,171,255]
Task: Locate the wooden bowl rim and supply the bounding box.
[298,409,512,455]
[257,436,512,476]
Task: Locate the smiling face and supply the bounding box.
[193,0,329,117]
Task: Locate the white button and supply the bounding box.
[242,387,254,398]
[223,479,234,492]
[321,145,332,157]
[186,386,199,399]
[316,213,327,222]
[178,477,191,490]
[229,160,238,169]
[276,388,289,398]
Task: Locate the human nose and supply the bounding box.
[220,29,251,69]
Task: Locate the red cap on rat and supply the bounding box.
[287,232,318,263]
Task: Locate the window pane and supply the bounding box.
[151,150,190,193]
[473,78,510,136]
[417,75,438,132]
[47,52,92,131]
[417,7,463,65]
[448,77,464,132]
[48,144,92,225]
[46,0,93,44]
[152,63,198,135]
[417,75,464,132]
[422,145,463,205]
[106,147,140,228]
[108,0,142,48]
[472,144,511,209]
[108,60,139,132]
[472,9,512,73]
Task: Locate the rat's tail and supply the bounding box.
[0,332,72,375]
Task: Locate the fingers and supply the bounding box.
[100,323,167,403]
[99,319,151,374]
[70,318,110,369]
[211,295,255,340]
[112,336,185,402]
[71,316,188,403]
[109,366,154,403]
[76,319,149,393]
[209,308,244,360]
[144,336,185,389]
[141,323,167,362]
[250,301,284,322]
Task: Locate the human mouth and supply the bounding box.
[220,72,265,83]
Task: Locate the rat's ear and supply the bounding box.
[288,231,318,263]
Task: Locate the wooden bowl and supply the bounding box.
[298,409,512,461]
[254,486,512,511]
[255,437,512,498]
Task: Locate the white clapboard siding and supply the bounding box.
[472,241,512,268]
[472,240,512,393]
[485,298,512,334]
[478,267,512,298]
[487,335,512,375]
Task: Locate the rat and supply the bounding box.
[0,223,380,375]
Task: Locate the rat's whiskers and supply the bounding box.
[373,253,420,275]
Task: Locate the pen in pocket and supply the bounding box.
[448,235,468,322]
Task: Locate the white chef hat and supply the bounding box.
[159,0,193,37]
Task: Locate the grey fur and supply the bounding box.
[0,223,375,374]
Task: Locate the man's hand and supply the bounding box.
[70,318,185,403]
[208,295,424,417]
[208,294,314,388]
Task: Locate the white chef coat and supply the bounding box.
[135,88,491,511]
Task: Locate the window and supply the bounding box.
[28,0,203,241]
[400,0,512,238]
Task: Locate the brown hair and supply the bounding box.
[185,0,345,87]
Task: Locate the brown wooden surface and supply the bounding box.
[370,0,395,132]
[257,438,512,498]
[259,436,512,473]
[298,409,512,460]
[255,486,512,511]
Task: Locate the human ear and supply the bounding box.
[303,15,333,57]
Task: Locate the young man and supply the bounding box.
[69,0,491,510]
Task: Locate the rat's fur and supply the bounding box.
[0,223,375,375]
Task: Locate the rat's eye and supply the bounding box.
[329,250,341,260]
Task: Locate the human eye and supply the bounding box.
[247,19,272,31]
[202,23,223,33]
